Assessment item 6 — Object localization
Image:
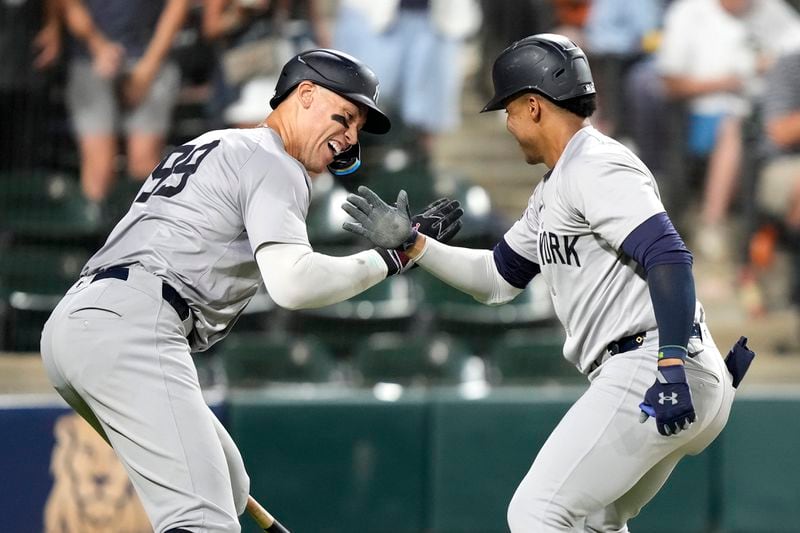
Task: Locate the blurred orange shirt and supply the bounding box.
[552,0,591,27]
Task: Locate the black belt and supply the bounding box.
[606,331,646,356]
[593,323,703,372]
[92,267,191,321]
[606,323,702,357]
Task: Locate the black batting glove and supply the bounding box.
[412,197,464,243]
[639,364,696,436]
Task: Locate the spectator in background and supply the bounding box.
[657,0,800,260]
[550,0,591,47]
[333,0,482,158]
[477,0,555,102]
[583,0,663,138]
[61,0,189,206]
[0,0,61,173]
[203,0,329,129]
[658,0,760,260]
[755,51,800,308]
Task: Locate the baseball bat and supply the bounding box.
[246,495,291,533]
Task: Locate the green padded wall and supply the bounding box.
[429,388,716,533]
[629,449,716,532]
[428,388,577,533]
[718,394,800,533]
[228,388,791,533]
[230,390,430,533]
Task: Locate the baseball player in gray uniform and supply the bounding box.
[341,34,755,532]
[40,49,462,533]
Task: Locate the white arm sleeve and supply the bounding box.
[256,243,388,310]
[415,237,523,305]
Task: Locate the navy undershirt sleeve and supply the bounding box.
[621,212,693,270]
[622,213,695,359]
[492,238,540,289]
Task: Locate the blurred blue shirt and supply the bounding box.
[586,0,663,55]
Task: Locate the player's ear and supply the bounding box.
[296,81,316,109]
[527,94,541,121]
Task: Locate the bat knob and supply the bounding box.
[267,519,291,533]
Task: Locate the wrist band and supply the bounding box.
[658,345,688,361]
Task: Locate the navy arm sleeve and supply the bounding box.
[622,213,695,359]
[492,238,541,289]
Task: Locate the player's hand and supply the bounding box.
[342,186,417,250]
[412,197,464,243]
[373,197,464,276]
[638,364,696,436]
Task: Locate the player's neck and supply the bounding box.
[544,117,591,168]
[264,112,297,158]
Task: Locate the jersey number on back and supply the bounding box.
[135,140,221,203]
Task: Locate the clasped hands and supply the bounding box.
[342,185,463,252]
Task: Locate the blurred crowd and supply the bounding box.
[2,0,800,325]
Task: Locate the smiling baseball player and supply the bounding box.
[341,34,754,532]
[39,49,462,533]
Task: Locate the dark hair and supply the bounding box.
[506,91,597,118]
[550,93,597,118]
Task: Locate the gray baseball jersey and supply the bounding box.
[503,126,665,372]
[83,127,312,351]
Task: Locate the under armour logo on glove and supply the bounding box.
[658,392,678,405]
[639,365,696,436]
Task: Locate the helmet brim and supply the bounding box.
[481,94,506,113]
[270,82,392,134]
[345,92,391,134]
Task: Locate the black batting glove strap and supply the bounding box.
[639,364,696,436]
[375,247,413,277]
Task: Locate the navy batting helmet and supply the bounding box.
[482,33,595,112]
[270,48,391,134]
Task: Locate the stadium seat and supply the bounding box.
[104,177,145,225]
[361,162,438,209]
[0,244,90,351]
[0,171,107,241]
[343,115,438,208]
[353,332,476,387]
[306,177,360,252]
[434,176,507,249]
[418,274,556,355]
[217,334,338,387]
[487,329,582,385]
[287,274,420,357]
[233,285,280,333]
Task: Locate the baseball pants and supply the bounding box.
[40,268,250,533]
[507,320,735,532]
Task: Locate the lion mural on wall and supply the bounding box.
[44,413,151,533]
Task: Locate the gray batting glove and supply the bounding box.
[342,186,417,250]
